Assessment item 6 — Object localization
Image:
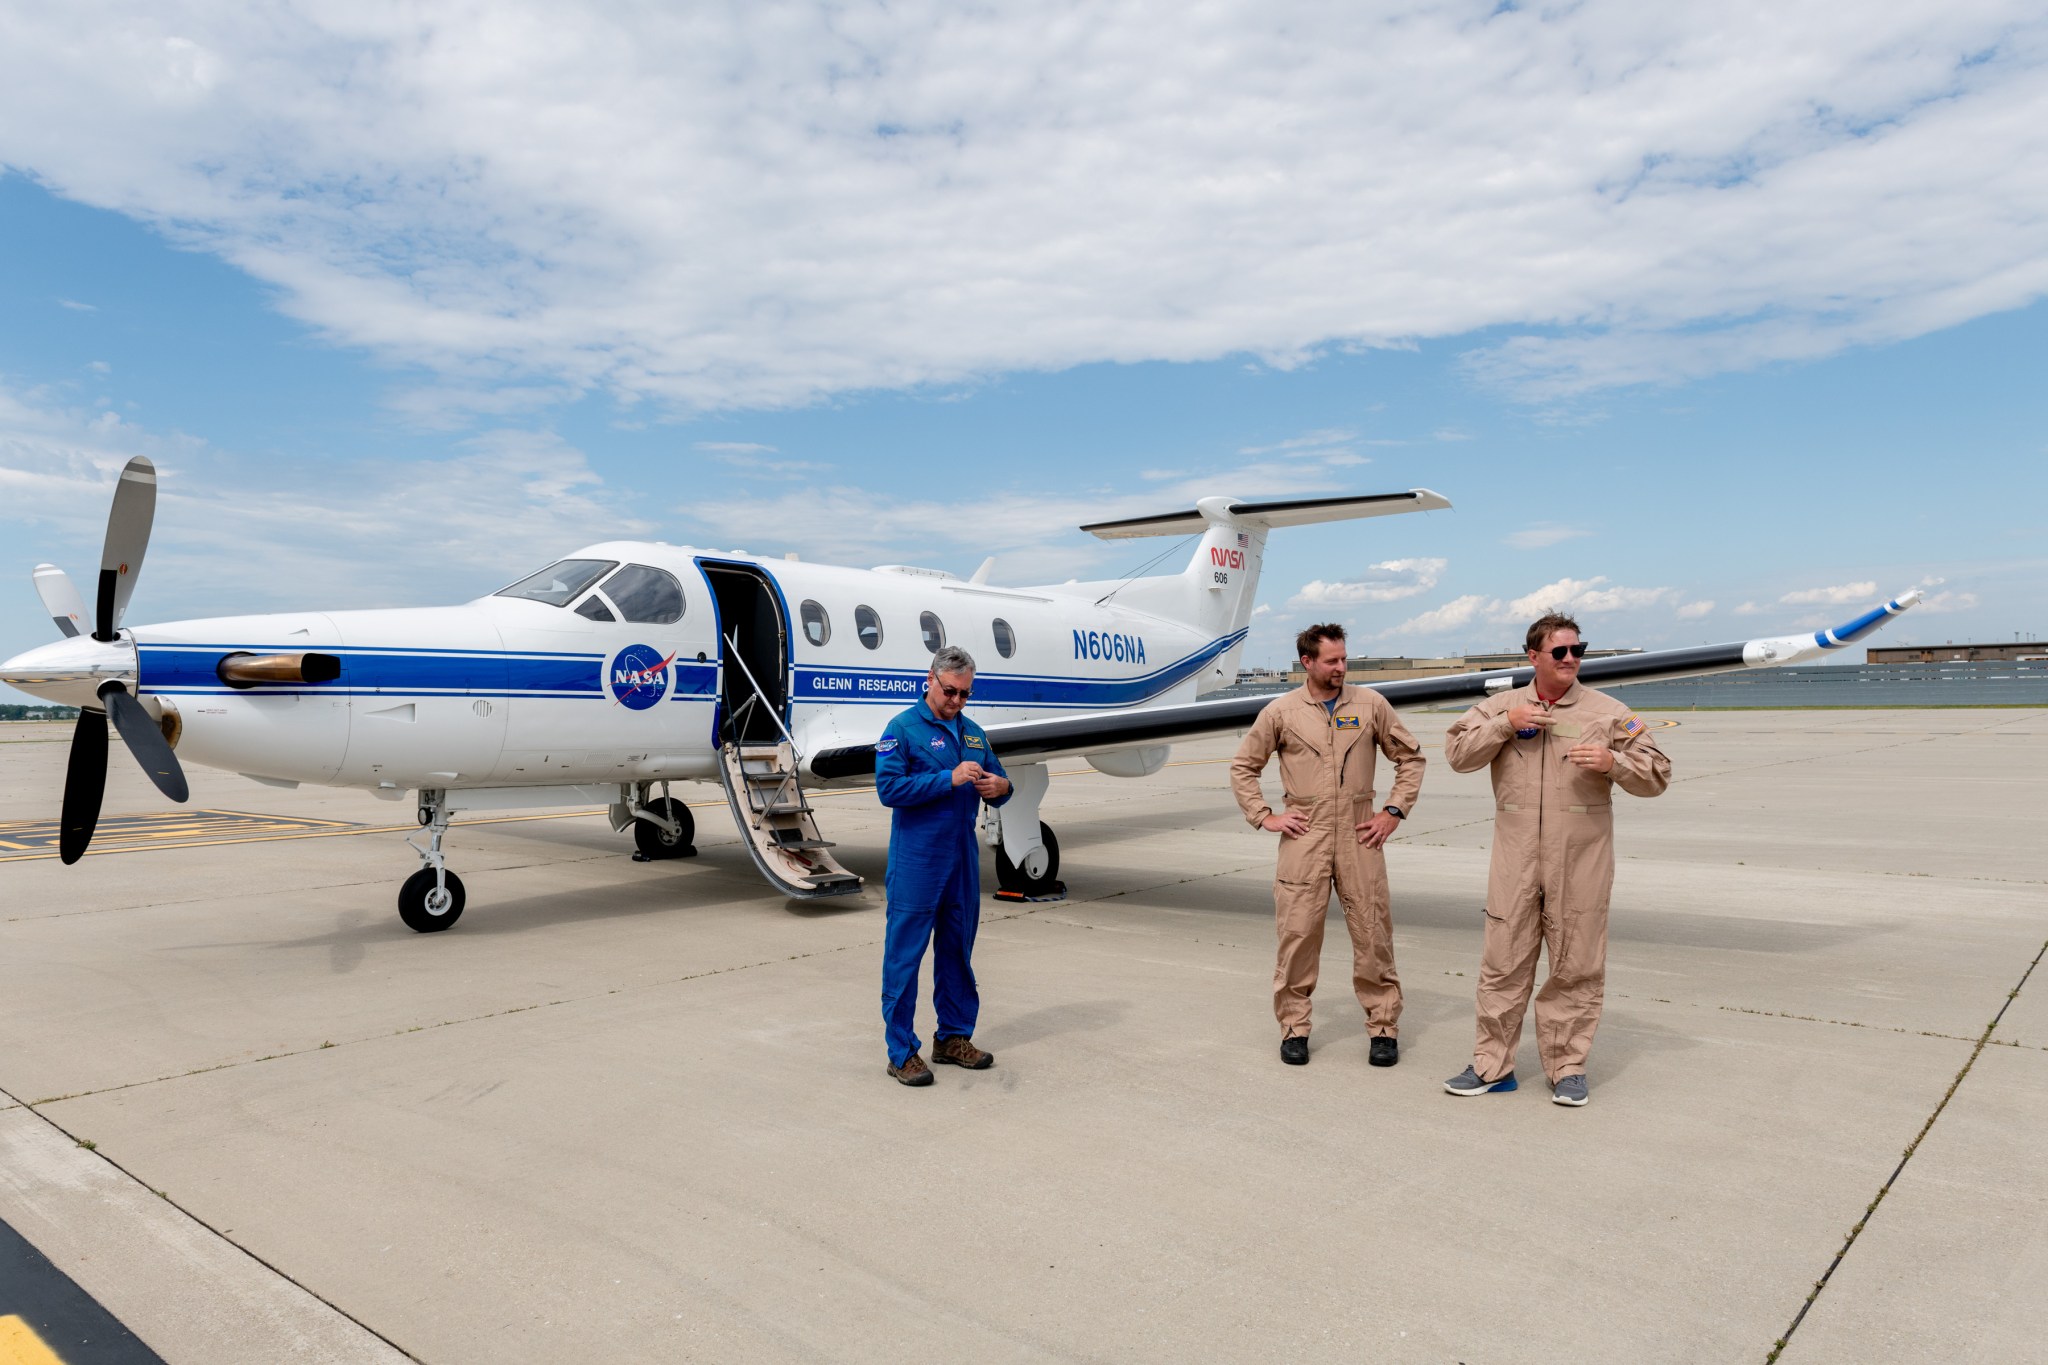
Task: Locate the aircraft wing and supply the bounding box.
[806,591,1922,778]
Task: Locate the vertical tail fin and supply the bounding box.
[1077,490,1452,693]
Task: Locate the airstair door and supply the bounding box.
[698,560,862,899]
[715,741,863,898]
[700,561,790,746]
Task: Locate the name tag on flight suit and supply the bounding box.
[1552,722,1582,739]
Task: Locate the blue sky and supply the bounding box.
[3,4,2044,693]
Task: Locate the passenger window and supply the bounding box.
[496,559,617,607]
[920,611,946,653]
[575,595,616,622]
[855,605,883,650]
[597,564,685,625]
[992,618,1016,659]
[800,599,831,647]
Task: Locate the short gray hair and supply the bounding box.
[931,645,976,677]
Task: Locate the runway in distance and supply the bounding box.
[3,458,1921,930]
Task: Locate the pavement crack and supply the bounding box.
[0,1079,422,1361]
[1766,933,2048,1362]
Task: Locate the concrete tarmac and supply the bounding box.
[1,710,2042,1363]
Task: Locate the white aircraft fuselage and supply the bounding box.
[99,541,1243,796]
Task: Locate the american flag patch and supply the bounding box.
[1236,532,1248,548]
[1622,713,1644,735]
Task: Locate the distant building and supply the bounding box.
[1867,641,2046,664]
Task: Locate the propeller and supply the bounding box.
[41,456,189,863]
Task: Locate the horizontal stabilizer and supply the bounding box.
[1080,490,1451,540]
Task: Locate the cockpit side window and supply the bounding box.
[575,595,616,622]
[597,564,686,625]
[496,559,618,607]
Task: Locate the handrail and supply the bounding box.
[722,630,801,757]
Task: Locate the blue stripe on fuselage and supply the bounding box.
[790,630,1247,709]
[135,644,719,698]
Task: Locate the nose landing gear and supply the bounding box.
[400,790,465,932]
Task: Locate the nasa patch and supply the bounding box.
[876,736,899,754]
[608,644,674,711]
[929,736,948,750]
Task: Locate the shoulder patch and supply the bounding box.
[1621,713,1645,736]
[875,735,898,754]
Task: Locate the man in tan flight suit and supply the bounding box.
[1231,623,1426,1067]
[1441,611,1670,1107]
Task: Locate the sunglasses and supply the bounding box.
[1541,642,1589,661]
[937,683,973,701]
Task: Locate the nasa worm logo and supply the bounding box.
[608,644,675,710]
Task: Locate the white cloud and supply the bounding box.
[1733,601,1768,616]
[1239,429,1356,457]
[1381,574,1678,638]
[2,4,2042,415]
[1504,523,1591,550]
[1918,590,1981,612]
[1779,581,1878,605]
[1290,557,1448,607]
[1388,594,1491,636]
[1676,599,1715,619]
[694,441,777,455]
[0,382,651,637]
[57,298,96,312]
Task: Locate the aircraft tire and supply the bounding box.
[398,868,465,932]
[995,821,1060,896]
[634,797,697,859]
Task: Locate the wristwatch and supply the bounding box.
[1383,805,1405,820]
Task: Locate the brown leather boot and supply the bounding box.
[888,1053,934,1086]
[931,1036,994,1069]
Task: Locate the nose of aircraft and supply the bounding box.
[0,634,138,709]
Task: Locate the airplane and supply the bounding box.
[3,456,1922,932]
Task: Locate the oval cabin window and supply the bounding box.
[800,599,830,647]
[854,605,883,650]
[919,611,946,653]
[992,618,1016,659]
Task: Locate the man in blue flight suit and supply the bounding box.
[876,644,1012,1086]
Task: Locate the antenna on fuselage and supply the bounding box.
[1092,534,1200,607]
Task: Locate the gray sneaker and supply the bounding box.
[1443,1065,1518,1096]
[1552,1075,1589,1107]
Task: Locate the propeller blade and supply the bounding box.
[59,708,109,864]
[103,683,189,803]
[95,456,157,642]
[33,563,88,638]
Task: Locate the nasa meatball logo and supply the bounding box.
[608,644,675,710]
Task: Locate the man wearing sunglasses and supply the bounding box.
[1230,622,1426,1068]
[875,645,1013,1086]
[1441,612,1671,1107]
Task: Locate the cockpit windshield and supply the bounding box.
[495,559,618,607]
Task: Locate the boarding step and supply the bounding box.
[715,740,863,901]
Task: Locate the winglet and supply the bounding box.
[1741,589,1923,668]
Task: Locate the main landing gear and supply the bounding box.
[988,763,1065,901]
[400,790,465,932]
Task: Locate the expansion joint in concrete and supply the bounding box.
[1766,934,2048,1362]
